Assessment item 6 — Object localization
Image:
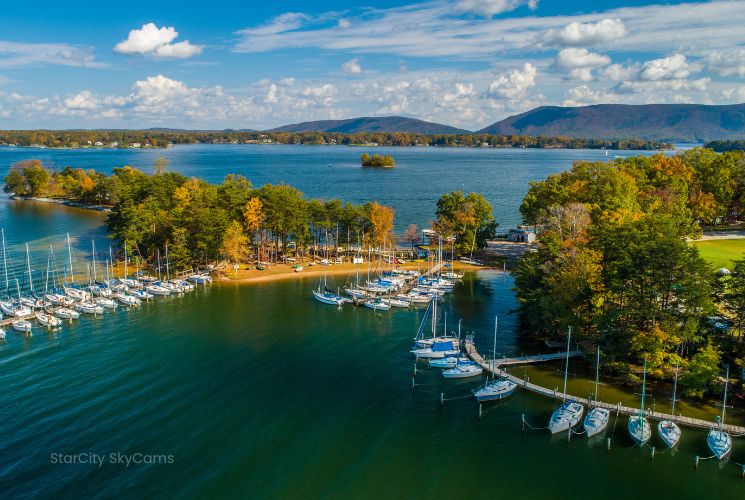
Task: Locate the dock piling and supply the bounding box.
[478,404,482,419]
[440,392,444,407]
[607,438,611,451]
[695,456,699,468]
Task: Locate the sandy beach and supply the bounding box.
[216,261,488,285]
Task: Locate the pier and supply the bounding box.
[463,338,745,434]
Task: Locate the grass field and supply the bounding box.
[691,239,745,269]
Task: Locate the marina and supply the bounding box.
[462,338,745,436]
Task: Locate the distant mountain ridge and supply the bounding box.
[268,116,469,134]
[478,104,745,142]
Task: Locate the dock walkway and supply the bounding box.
[463,339,745,434]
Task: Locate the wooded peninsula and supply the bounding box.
[0,129,671,150]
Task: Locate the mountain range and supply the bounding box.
[477,104,745,142]
[267,116,469,134]
[260,104,745,142]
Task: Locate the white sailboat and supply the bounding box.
[0,327,5,340]
[474,317,518,401]
[312,267,344,305]
[364,297,390,311]
[12,319,32,334]
[707,366,733,460]
[658,361,682,448]
[584,347,610,438]
[37,312,62,329]
[628,357,652,446]
[549,327,584,433]
[53,307,80,320]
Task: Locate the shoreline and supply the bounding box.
[217,261,491,286]
[8,195,111,212]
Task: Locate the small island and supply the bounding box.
[361,153,396,167]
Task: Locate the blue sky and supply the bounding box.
[0,0,744,130]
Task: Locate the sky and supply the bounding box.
[0,0,744,131]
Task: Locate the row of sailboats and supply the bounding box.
[0,230,212,338]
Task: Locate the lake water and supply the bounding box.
[1,145,743,499]
[0,144,671,230]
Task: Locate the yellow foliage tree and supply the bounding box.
[243,197,264,262]
[368,202,395,249]
[221,220,249,274]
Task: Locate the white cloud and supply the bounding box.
[114,23,202,58]
[722,86,745,101]
[454,0,536,17]
[541,18,626,47]
[562,85,619,106]
[338,19,351,29]
[487,63,537,100]
[640,54,692,81]
[63,90,99,110]
[278,77,296,86]
[618,77,710,93]
[0,41,99,68]
[342,58,362,75]
[600,62,640,82]
[555,48,610,68]
[706,49,745,77]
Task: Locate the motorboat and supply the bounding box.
[46,293,74,306]
[96,297,119,309]
[145,284,171,296]
[131,289,153,301]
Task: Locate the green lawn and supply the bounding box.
[691,239,745,269]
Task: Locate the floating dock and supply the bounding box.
[463,338,745,434]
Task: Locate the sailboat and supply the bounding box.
[584,347,610,438]
[658,361,682,448]
[473,317,518,401]
[12,318,32,334]
[37,312,62,329]
[312,266,345,306]
[707,366,733,460]
[628,357,652,445]
[411,299,458,358]
[443,320,483,378]
[548,327,584,433]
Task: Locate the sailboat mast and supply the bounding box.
[92,240,97,282]
[640,357,647,420]
[431,297,437,339]
[594,346,600,402]
[1,228,8,290]
[157,249,162,280]
[492,316,498,377]
[671,360,679,416]
[124,241,128,278]
[25,243,33,293]
[45,245,51,294]
[721,366,729,429]
[562,326,571,401]
[67,233,74,284]
[165,244,170,281]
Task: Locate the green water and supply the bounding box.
[0,270,743,498]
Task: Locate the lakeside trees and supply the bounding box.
[514,148,745,396]
[434,192,497,254]
[3,160,433,270]
[361,153,396,167]
[0,129,671,150]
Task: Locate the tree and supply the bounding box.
[153,156,170,175]
[435,191,497,255]
[221,220,249,274]
[243,197,264,261]
[680,345,721,397]
[368,202,395,249]
[403,224,420,252]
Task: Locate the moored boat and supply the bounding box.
[707,366,733,460]
[549,327,584,433]
[12,319,32,334]
[628,358,651,446]
[443,361,483,379]
[37,312,62,328]
[54,307,80,320]
[584,347,609,438]
[658,361,681,449]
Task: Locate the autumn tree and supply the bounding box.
[221,220,249,274]
[368,202,395,249]
[243,197,264,261]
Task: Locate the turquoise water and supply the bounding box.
[0,144,667,229]
[1,146,743,498]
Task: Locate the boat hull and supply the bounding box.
[707,429,732,460]
[583,407,610,438]
[549,402,584,434]
[627,416,652,445]
[658,420,681,448]
[473,379,518,402]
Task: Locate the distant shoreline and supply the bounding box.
[8,195,111,212]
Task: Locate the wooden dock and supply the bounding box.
[463,339,745,434]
